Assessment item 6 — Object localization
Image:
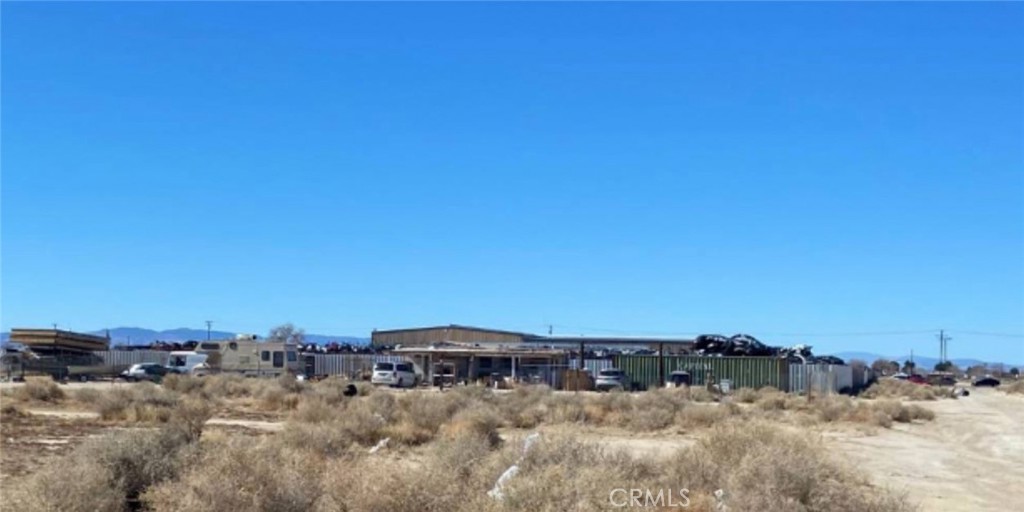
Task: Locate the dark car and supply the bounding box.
[120,363,169,382]
[972,376,1001,387]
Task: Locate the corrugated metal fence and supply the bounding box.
[308,354,404,377]
[569,359,615,374]
[613,355,789,390]
[95,350,170,367]
[787,364,854,395]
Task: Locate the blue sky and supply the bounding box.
[2,2,1022,363]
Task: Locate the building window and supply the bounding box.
[261,351,270,362]
[272,351,284,368]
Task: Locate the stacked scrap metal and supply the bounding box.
[693,334,845,365]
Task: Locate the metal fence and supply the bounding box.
[308,354,405,378]
[787,364,854,395]
[95,350,170,367]
[613,355,789,390]
[568,358,615,374]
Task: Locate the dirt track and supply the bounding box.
[830,388,1024,512]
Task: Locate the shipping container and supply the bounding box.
[612,355,789,390]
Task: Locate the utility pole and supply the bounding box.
[937,330,952,365]
[205,320,213,341]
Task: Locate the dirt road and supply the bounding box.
[830,388,1024,512]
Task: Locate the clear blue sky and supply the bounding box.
[2,2,1022,363]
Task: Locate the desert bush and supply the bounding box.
[15,377,65,402]
[688,386,716,403]
[1001,380,1024,395]
[168,397,215,442]
[161,373,207,395]
[144,437,321,512]
[665,421,916,511]
[95,384,181,422]
[441,406,503,447]
[4,457,123,512]
[72,387,103,405]
[734,387,759,403]
[676,403,738,430]
[861,379,944,401]
[8,425,197,512]
[1,401,27,417]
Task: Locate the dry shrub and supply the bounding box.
[861,380,944,401]
[4,457,123,512]
[676,403,738,430]
[441,406,503,447]
[143,416,916,512]
[8,426,197,512]
[161,373,206,395]
[734,387,759,403]
[666,421,916,511]
[1,402,27,417]
[95,383,180,422]
[309,376,360,404]
[168,397,215,442]
[15,377,65,402]
[1001,380,1024,395]
[73,387,103,405]
[200,373,262,398]
[499,385,551,428]
[688,386,716,403]
[144,437,321,512]
[756,388,789,411]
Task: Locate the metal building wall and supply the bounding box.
[613,355,789,390]
[788,364,854,395]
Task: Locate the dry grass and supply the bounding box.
[141,420,915,512]
[11,377,66,403]
[1001,380,1024,395]
[93,383,181,422]
[861,379,948,401]
[4,425,201,512]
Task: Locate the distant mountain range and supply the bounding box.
[0,327,369,346]
[830,351,1021,370]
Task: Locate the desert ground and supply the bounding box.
[1,377,1021,511]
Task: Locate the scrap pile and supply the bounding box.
[693,334,845,365]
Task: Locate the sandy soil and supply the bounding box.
[828,388,1024,512]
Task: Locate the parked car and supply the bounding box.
[120,363,169,382]
[371,361,417,388]
[595,368,631,392]
[972,376,1001,387]
[907,374,929,385]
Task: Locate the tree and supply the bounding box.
[267,323,305,344]
[966,365,989,378]
[871,359,900,376]
[934,361,956,372]
[902,360,917,374]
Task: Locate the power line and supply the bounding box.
[946,330,1024,338]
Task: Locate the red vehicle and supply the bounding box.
[907,374,929,385]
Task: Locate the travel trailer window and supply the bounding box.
[287,351,297,362]
[261,351,270,362]
[272,351,284,368]
[200,343,219,350]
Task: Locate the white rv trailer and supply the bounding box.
[168,339,300,377]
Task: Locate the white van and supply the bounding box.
[167,351,209,374]
[371,361,418,388]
